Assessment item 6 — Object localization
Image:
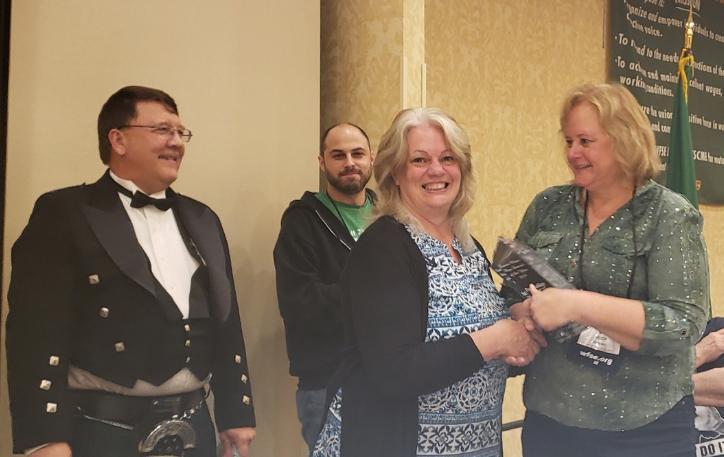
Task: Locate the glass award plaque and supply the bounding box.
[492,237,584,342]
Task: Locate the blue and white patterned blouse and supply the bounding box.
[313,226,509,457]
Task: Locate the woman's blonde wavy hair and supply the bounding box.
[560,83,661,185]
[373,107,476,250]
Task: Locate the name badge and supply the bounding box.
[567,326,621,373]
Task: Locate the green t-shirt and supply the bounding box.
[315,191,373,241]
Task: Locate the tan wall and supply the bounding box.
[1,1,319,456]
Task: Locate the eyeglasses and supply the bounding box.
[120,124,193,143]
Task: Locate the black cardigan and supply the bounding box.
[332,216,487,457]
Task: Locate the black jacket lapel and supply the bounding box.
[175,197,232,322]
[81,172,157,298]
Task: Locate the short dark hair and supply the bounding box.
[97,86,178,164]
[319,122,371,155]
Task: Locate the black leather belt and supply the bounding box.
[74,389,206,426]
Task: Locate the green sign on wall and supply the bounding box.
[610,0,724,204]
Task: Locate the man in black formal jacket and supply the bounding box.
[6,86,255,457]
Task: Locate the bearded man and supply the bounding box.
[273,123,375,452]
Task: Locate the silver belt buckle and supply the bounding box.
[138,419,196,457]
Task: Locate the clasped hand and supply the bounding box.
[527,284,580,331]
[510,285,581,344]
[470,318,543,367]
[498,318,544,366]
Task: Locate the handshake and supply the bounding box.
[492,237,585,343]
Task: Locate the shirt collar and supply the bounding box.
[109,169,167,199]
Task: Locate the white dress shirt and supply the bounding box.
[110,171,199,318]
[67,171,207,396]
[29,175,214,454]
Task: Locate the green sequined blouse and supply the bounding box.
[506,180,710,431]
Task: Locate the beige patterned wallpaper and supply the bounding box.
[321,0,405,149]
[403,0,425,108]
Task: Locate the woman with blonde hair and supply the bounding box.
[312,107,540,457]
[508,83,709,456]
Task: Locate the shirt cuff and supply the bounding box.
[25,443,50,455]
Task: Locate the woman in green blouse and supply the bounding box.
[507,83,709,457]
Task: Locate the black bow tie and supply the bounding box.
[130,191,176,211]
[113,180,176,211]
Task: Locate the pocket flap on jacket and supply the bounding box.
[527,231,563,249]
[601,235,648,256]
